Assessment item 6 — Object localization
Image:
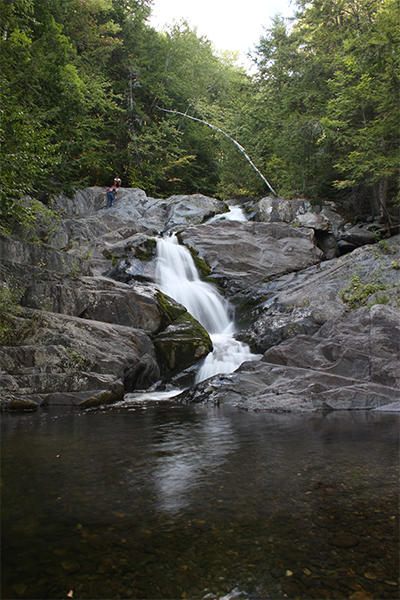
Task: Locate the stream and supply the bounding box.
[1,405,398,600]
[156,230,259,384]
[2,209,399,600]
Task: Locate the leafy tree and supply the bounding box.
[251,15,339,199]
[124,21,249,196]
[318,0,400,216]
[0,91,60,229]
[252,0,399,213]
[2,0,397,225]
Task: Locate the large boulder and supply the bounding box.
[339,222,382,249]
[254,197,312,224]
[247,197,346,259]
[154,312,213,374]
[236,235,400,353]
[21,276,163,333]
[180,220,323,297]
[49,188,158,250]
[179,304,400,412]
[251,197,341,232]
[165,194,227,230]
[0,309,160,408]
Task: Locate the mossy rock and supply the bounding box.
[175,234,211,278]
[156,291,187,329]
[153,312,213,374]
[184,246,211,278]
[8,399,39,411]
[77,384,125,409]
[135,238,157,261]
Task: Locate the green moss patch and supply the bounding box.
[156,291,187,329]
[135,238,157,261]
[340,275,389,309]
[78,385,125,409]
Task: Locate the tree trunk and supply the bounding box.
[378,175,388,212]
[372,176,389,220]
[371,185,381,219]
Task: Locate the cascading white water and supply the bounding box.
[209,206,248,223]
[156,232,259,383]
[156,235,231,335]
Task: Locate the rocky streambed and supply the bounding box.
[1,188,399,412]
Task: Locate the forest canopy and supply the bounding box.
[1,0,399,227]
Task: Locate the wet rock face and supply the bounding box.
[179,304,400,412]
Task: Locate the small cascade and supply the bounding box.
[210,206,248,223]
[156,233,259,382]
[156,235,231,335]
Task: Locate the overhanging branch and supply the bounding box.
[157,107,278,197]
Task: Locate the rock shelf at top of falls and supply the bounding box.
[0,187,399,412]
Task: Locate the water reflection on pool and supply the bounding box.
[1,405,398,600]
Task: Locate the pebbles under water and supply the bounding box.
[1,405,399,600]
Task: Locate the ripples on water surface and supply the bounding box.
[1,405,398,600]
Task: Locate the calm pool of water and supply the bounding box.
[1,404,399,600]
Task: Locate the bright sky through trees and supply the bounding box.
[149,0,295,67]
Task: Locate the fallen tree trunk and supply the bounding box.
[157,107,278,197]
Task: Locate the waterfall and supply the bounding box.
[209,206,248,223]
[156,233,259,383]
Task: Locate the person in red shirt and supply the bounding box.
[106,184,117,208]
[105,177,122,208]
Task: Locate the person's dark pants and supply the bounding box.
[107,191,114,208]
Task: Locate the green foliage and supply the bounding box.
[134,238,157,261]
[251,0,399,208]
[321,0,399,203]
[391,258,400,270]
[374,293,389,305]
[0,280,42,345]
[0,92,61,230]
[340,274,389,308]
[0,0,398,217]
[377,239,390,254]
[67,259,82,278]
[65,347,90,372]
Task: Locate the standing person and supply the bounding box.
[106,183,117,208]
[114,176,122,188]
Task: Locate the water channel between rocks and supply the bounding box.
[1,406,398,600]
[156,231,259,383]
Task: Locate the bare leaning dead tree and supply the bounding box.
[157,107,278,197]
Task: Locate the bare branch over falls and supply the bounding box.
[157,107,278,197]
